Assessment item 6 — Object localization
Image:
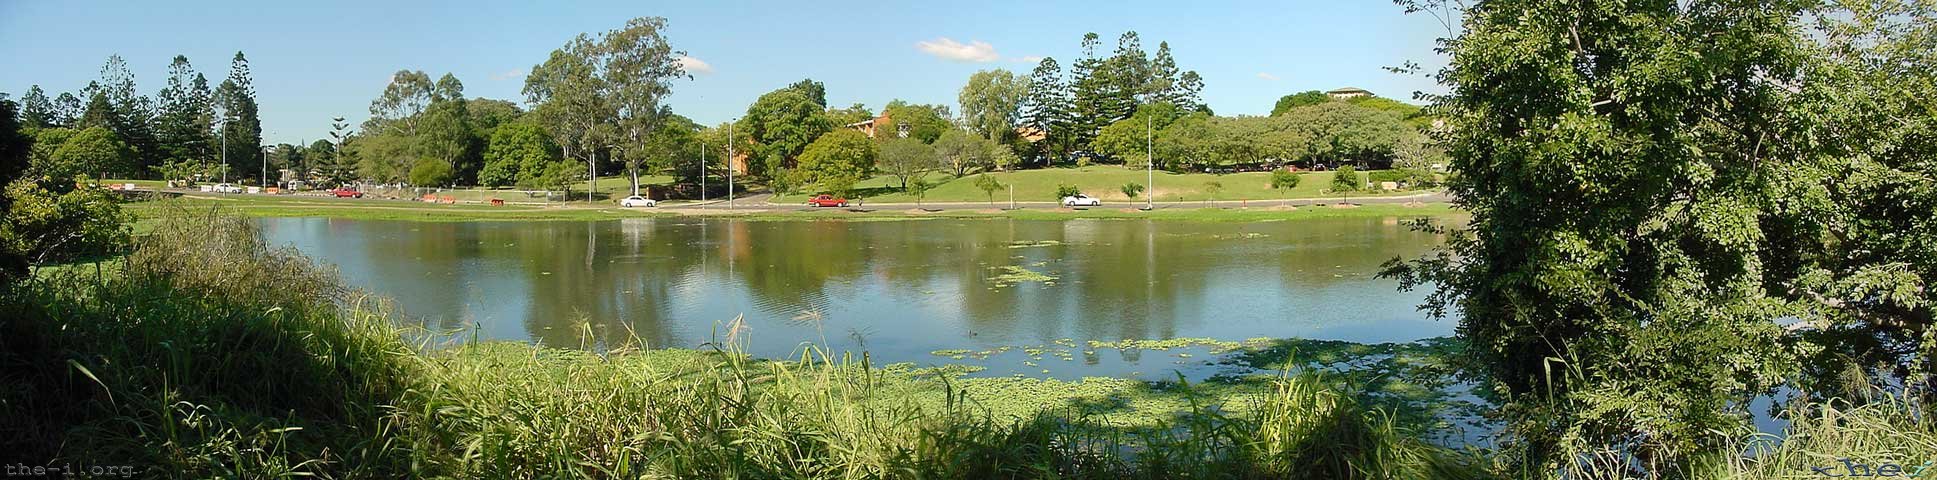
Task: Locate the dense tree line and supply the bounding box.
[1020,32,1206,166]
[12,53,260,184]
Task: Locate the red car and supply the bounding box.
[330,187,364,198]
[806,194,849,207]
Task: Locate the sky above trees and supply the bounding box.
[0,0,1451,145]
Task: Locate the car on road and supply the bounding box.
[619,195,657,208]
[807,195,849,207]
[1061,194,1102,207]
[330,187,364,198]
[211,183,243,194]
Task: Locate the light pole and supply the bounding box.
[261,136,270,190]
[699,141,707,202]
[1145,114,1154,210]
[726,120,736,210]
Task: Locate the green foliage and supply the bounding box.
[1271,90,1330,116]
[45,126,134,179]
[795,129,875,196]
[216,52,262,181]
[480,121,557,188]
[0,178,132,272]
[1274,102,1411,168]
[1092,103,1178,166]
[784,78,827,107]
[880,100,951,144]
[908,178,933,207]
[973,174,1004,203]
[408,159,454,187]
[933,128,986,177]
[1327,165,1358,192]
[1201,180,1223,201]
[1120,182,1144,200]
[1053,183,1081,200]
[1,208,413,474]
[1365,169,1435,190]
[27,128,76,169]
[769,167,800,196]
[957,69,1029,143]
[525,160,580,195]
[876,137,936,192]
[1270,169,1301,191]
[742,89,833,175]
[1021,58,1073,166]
[1381,0,1832,472]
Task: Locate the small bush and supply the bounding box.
[1054,183,1082,199]
[1330,165,1361,192]
[408,160,455,187]
[1271,169,1302,191]
[1120,182,1145,200]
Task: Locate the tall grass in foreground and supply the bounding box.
[0,208,421,476]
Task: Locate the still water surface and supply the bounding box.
[261,215,1458,378]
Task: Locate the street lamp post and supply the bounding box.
[699,141,707,202]
[1145,115,1154,210]
[726,120,736,210]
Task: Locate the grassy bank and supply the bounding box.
[773,167,1423,204]
[125,194,660,224]
[126,193,1460,225]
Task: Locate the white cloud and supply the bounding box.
[677,55,714,75]
[490,68,527,81]
[1256,72,1280,81]
[915,37,1001,63]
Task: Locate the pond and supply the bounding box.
[260,214,1462,380]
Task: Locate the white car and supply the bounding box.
[211,183,243,194]
[619,195,657,208]
[1061,194,1102,207]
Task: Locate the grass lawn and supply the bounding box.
[125,195,662,223]
[774,167,1424,204]
[97,178,171,189]
[670,203,1462,222]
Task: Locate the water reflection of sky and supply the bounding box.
[261,215,1461,378]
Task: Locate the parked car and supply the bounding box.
[1061,194,1102,207]
[330,187,364,198]
[619,195,657,208]
[807,195,849,207]
[211,183,243,194]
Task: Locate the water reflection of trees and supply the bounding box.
[285,215,1453,354]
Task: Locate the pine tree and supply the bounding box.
[51,93,81,126]
[1099,31,1148,124]
[77,87,115,130]
[1068,33,1107,157]
[156,55,216,168]
[1149,42,1182,105]
[93,55,162,176]
[1022,57,1071,165]
[1176,71,1205,113]
[216,52,262,182]
[19,86,55,128]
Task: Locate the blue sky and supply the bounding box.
[0,1,1453,145]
